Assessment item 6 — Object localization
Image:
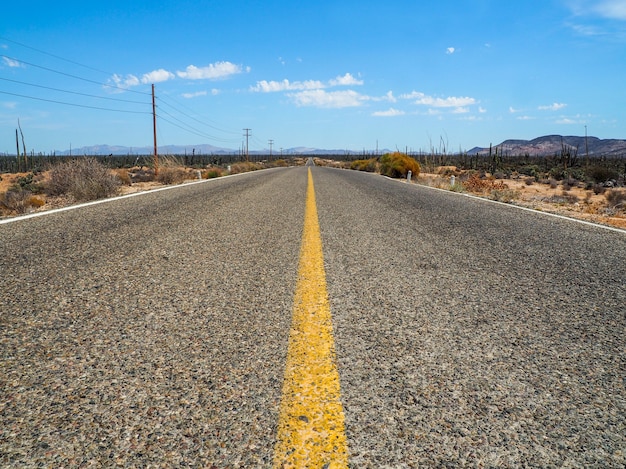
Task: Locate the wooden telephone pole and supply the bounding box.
[152,84,159,175]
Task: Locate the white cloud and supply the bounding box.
[517,115,534,120]
[182,91,208,98]
[109,73,141,89]
[287,89,366,108]
[370,91,397,103]
[446,47,456,54]
[2,56,23,68]
[141,69,175,84]
[538,102,567,111]
[177,62,247,80]
[250,72,362,93]
[329,73,364,86]
[211,88,220,95]
[400,91,477,108]
[2,101,17,109]
[509,106,521,113]
[250,79,325,92]
[452,107,470,114]
[372,107,405,117]
[479,106,487,113]
[556,117,577,124]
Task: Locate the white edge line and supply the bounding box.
[387,176,626,235]
[0,170,252,225]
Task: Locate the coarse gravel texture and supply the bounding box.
[2,165,625,467]
[1,168,306,467]
[314,167,626,468]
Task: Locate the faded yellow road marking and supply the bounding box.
[274,168,348,468]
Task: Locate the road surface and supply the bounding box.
[1,166,625,467]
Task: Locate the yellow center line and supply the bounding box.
[273,168,349,468]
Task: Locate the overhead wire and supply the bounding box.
[0,90,150,114]
[156,94,241,136]
[1,54,151,95]
[0,76,149,105]
[1,36,247,149]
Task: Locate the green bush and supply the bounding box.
[379,152,420,178]
[350,158,378,172]
[47,158,121,201]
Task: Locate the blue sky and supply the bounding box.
[1,0,625,154]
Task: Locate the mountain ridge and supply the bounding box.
[468,135,626,157]
[52,135,626,157]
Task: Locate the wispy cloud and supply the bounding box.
[509,106,521,113]
[177,62,248,80]
[538,102,567,110]
[109,73,141,89]
[567,0,626,19]
[2,56,23,68]
[250,79,325,92]
[182,91,208,99]
[446,47,456,54]
[287,89,366,108]
[400,91,477,107]
[250,73,362,93]
[372,107,405,117]
[556,117,577,124]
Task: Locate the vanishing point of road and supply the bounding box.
[1,165,625,467]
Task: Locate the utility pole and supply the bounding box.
[268,139,274,160]
[584,125,589,167]
[152,84,159,176]
[243,128,251,162]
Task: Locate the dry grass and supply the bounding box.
[47,158,121,202]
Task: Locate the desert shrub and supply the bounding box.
[587,165,618,184]
[548,179,558,189]
[462,174,508,193]
[203,168,223,179]
[350,158,378,172]
[11,173,44,194]
[379,152,420,178]
[0,190,45,214]
[544,194,578,205]
[491,189,519,203]
[605,189,626,209]
[114,169,132,186]
[271,159,289,167]
[47,158,121,201]
[524,177,535,185]
[157,166,188,184]
[592,184,606,195]
[230,162,261,174]
[519,165,541,177]
[130,168,155,183]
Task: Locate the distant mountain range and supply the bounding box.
[53,135,626,157]
[468,135,626,157]
[54,144,375,157]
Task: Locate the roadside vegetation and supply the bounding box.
[1,148,624,228]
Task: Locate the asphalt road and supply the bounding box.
[1,166,625,467]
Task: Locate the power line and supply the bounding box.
[156,94,240,136]
[0,90,151,114]
[0,35,113,76]
[157,106,240,144]
[1,54,150,95]
[0,77,149,105]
